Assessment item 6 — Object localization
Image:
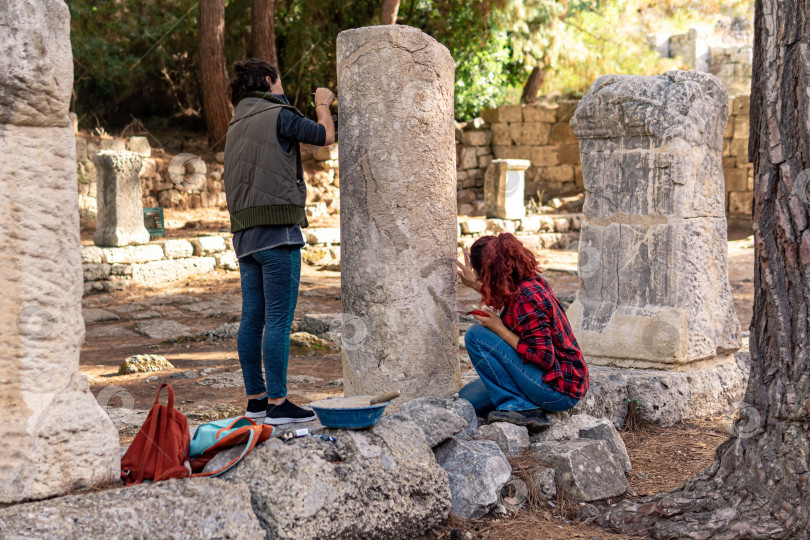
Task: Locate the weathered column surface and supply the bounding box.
[567,71,742,369]
[337,25,460,405]
[484,158,530,219]
[0,0,119,503]
[93,150,150,247]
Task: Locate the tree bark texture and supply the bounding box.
[251,0,277,67]
[521,66,546,104]
[381,0,400,25]
[199,0,231,150]
[594,2,810,538]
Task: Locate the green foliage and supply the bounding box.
[67,0,754,131]
[407,1,522,120]
[68,1,201,128]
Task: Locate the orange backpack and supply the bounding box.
[120,384,191,484]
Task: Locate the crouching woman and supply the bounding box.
[456,233,588,427]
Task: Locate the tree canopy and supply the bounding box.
[68,0,754,130]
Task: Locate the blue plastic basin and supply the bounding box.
[309,400,390,429]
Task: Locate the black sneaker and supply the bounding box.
[487,408,551,429]
[245,396,268,421]
[264,399,317,425]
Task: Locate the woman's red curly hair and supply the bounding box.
[470,233,540,309]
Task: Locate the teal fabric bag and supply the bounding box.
[188,416,273,477]
[190,417,256,457]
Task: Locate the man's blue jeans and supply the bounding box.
[459,324,579,416]
[237,246,301,398]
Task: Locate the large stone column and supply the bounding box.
[568,71,742,368]
[0,1,119,503]
[337,25,460,405]
[93,150,150,247]
[566,72,745,423]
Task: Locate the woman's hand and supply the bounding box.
[472,308,508,335]
[314,87,335,107]
[455,248,481,292]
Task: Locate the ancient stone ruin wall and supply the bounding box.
[722,94,754,220]
[76,135,342,219]
[479,101,584,203]
[475,95,754,222]
[76,134,227,217]
[455,126,492,216]
[708,44,753,97]
[301,143,341,216]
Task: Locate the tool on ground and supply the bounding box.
[309,390,401,429]
[280,428,309,442]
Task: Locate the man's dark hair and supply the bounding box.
[228,58,279,105]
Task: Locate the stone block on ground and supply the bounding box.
[204,322,241,341]
[215,250,239,271]
[532,414,630,472]
[305,227,341,245]
[100,244,165,264]
[134,320,193,340]
[395,399,469,447]
[531,439,628,501]
[578,417,631,472]
[190,235,227,255]
[299,313,342,337]
[0,478,264,539]
[400,396,479,440]
[530,467,557,500]
[433,438,512,519]
[289,331,337,351]
[199,370,244,389]
[571,366,629,427]
[222,415,450,540]
[575,355,748,426]
[161,239,194,259]
[82,307,120,323]
[460,218,487,234]
[118,354,174,375]
[131,257,217,284]
[474,422,530,457]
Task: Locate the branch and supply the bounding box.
[564,20,620,45]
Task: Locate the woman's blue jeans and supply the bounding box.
[459,324,579,416]
[237,246,301,398]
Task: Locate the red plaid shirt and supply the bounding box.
[500,275,589,399]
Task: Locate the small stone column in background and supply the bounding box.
[567,71,741,369]
[337,25,460,406]
[92,150,150,247]
[484,158,530,220]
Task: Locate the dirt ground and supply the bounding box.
[80,208,755,539]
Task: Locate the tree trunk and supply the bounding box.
[521,66,546,104]
[251,0,277,66]
[381,0,400,25]
[199,0,231,151]
[595,1,810,538]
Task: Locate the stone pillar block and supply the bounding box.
[484,159,530,220]
[337,25,460,406]
[92,151,150,247]
[567,71,741,369]
[0,0,119,504]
